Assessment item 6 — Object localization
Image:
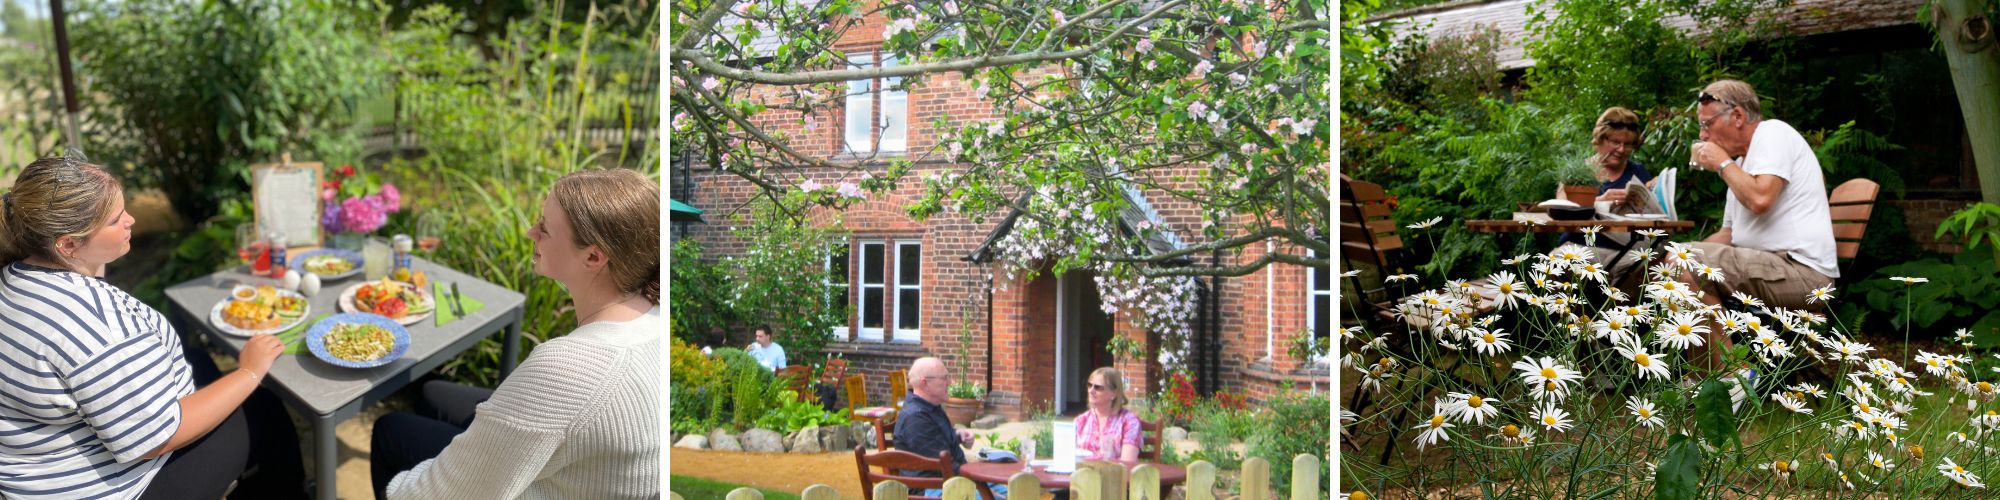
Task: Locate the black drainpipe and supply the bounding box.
[1205,248,1224,396]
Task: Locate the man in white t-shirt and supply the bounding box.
[1677,79,1838,368]
[746,326,787,371]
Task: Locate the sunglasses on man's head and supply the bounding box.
[1697,91,1734,107]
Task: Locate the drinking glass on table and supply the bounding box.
[235,223,259,268]
[416,211,443,253]
[363,237,392,281]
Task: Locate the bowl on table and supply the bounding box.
[1547,206,1597,221]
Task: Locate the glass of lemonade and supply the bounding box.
[363,237,393,281]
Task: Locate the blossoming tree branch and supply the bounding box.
[670,0,1329,269]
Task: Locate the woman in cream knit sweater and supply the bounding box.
[370,169,661,499]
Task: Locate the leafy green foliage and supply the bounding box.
[719,201,848,364]
[1694,380,1738,449]
[669,239,740,343]
[1839,247,2000,337]
[1247,390,1329,496]
[1655,434,1704,500]
[754,390,850,434]
[1936,203,2000,254]
[69,0,381,224]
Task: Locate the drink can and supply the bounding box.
[392,234,414,273]
[266,230,287,278]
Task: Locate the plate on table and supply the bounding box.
[338,279,434,326]
[209,286,311,337]
[306,313,411,368]
[1607,213,1671,221]
[291,248,363,280]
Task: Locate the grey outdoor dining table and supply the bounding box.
[164,256,526,500]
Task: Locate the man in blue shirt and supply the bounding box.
[746,326,786,371]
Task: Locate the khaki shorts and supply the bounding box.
[1687,242,1833,310]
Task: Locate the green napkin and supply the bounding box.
[433,282,487,327]
[274,314,330,355]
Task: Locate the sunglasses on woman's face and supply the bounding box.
[1605,122,1639,132]
[1089,383,1109,392]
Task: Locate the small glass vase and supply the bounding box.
[330,232,365,251]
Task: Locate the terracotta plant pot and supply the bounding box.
[944,397,982,426]
[1562,185,1598,207]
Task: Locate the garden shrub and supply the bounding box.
[670,239,739,345]
[754,390,849,435]
[1839,246,2000,341]
[1249,390,1328,496]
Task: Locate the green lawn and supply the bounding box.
[669,475,802,500]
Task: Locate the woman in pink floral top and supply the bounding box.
[1075,367,1143,461]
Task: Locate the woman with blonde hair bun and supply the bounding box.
[372,168,661,499]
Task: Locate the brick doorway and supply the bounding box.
[1055,271,1115,415]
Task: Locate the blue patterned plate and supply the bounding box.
[306,313,411,369]
[291,248,364,281]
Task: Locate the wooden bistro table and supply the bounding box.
[164,257,526,500]
[1465,213,1697,282]
[960,460,1188,499]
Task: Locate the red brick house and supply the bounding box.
[672,11,1330,418]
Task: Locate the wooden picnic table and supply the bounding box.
[1463,213,1696,234]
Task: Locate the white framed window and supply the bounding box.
[842,51,906,154]
[858,241,888,341]
[826,240,851,339]
[893,241,922,342]
[1307,247,1332,365]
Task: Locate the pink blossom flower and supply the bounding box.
[340,196,387,234]
[801,179,823,192]
[1240,143,1259,154]
[836,182,866,199]
[1051,8,1066,24]
[702,77,719,91]
[1136,38,1153,53]
[1192,60,1213,78]
[1187,101,1209,116]
[322,188,336,201]
[884,18,918,38]
[378,184,401,212]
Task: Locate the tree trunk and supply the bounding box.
[1937,0,2000,204]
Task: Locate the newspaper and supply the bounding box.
[1601,168,1676,220]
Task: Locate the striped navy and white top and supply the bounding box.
[0,261,193,499]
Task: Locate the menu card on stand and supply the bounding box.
[251,153,324,248]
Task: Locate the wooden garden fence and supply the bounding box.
[671,454,1325,500]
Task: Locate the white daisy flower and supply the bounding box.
[1789,383,1827,399]
[1771,392,1813,414]
[1939,457,1986,488]
[1759,459,1799,481]
[1729,291,1762,308]
[1443,392,1501,425]
[1469,328,1513,356]
[1512,356,1584,402]
[1627,397,1664,428]
[1339,269,1363,278]
[1574,262,1607,284]
[1532,403,1574,433]
[1890,276,1929,284]
[1664,242,1702,269]
[1867,450,1895,471]
[1617,344,1671,381]
[1806,284,1836,303]
[1655,311,1710,351]
[1485,271,1524,310]
[1406,216,1443,230]
[1385,273,1420,283]
[1695,264,1724,282]
[1411,413,1453,450]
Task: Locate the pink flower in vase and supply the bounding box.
[377,184,401,212]
[340,196,387,234]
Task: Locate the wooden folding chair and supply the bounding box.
[775,365,815,404]
[847,374,897,427]
[855,445,954,500]
[1340,178,1409,328]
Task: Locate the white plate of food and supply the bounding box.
[291,248,363,281]
[209,285,311,337]
[338,278,434,326]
